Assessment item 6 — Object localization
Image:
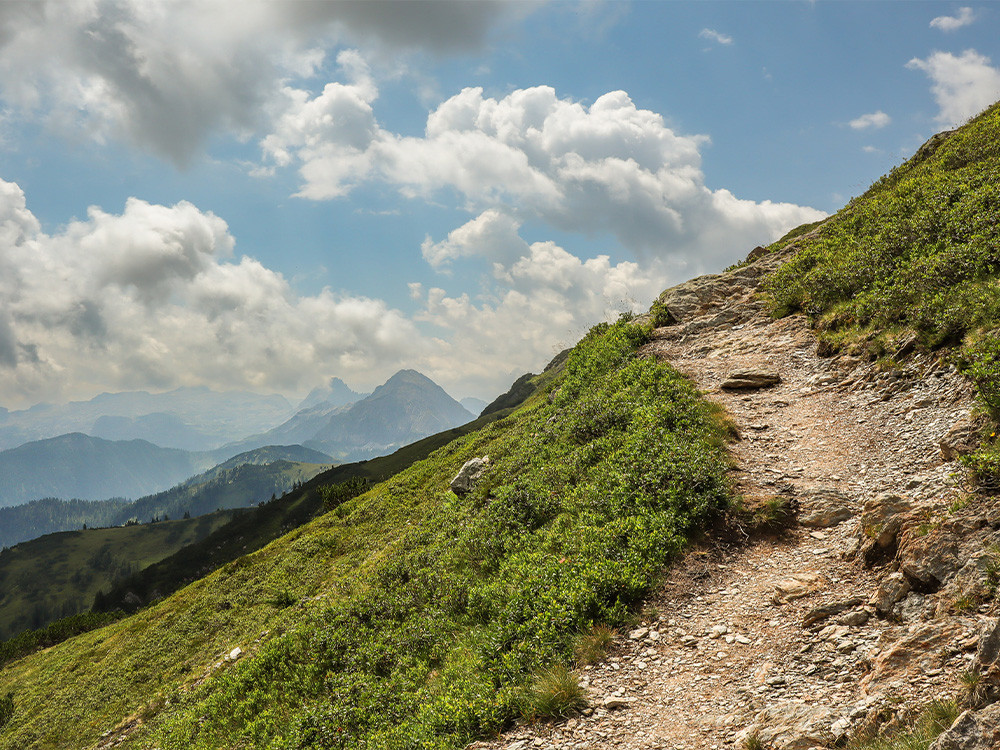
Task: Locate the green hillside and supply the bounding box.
[0,316,731,750]
[94,384,549,616]
[0,511,237,641]
[765,100,1000,479]
[0,446,331,549]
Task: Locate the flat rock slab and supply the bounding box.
[721,370,782,391]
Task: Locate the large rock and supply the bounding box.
[940,414,986,461]
[863,621,962,688]
[736,703,839,750]
[450,456,490,496]
[721,370,782,391]
[969,618,1000,707]
[858,493,915,564]
[896,519,979,591]
[873,572,911,616]
[928,704,1000,750]
[799,489,854,528]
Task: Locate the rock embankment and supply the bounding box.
[472,244,997,750]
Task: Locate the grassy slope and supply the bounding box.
[96,404,537,615]
[0,318,731,750]
[765,100,1000,478]
[0,511,237,640]
[766,101,1000,349]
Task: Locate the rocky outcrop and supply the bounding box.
[928,704,1000,750]
[799,489,853,527]
[736,703,839,750]
[940,414,986,461]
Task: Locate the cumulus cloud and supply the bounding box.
[413,238,669,392]
[267,84,824,269]
[421,209,528,269]
[908,49,1000,127]
[0,178,427,406]
[930,7,975,31]
[699,28,733,46]
[0,0,540,164]
[0,175,665,407]
[849,110,891,130]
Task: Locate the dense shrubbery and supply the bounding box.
[144,317,731,749]
[764,101,1000,484]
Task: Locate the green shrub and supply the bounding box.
[0,692,12,729]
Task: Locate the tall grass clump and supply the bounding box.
[124,316,732,750]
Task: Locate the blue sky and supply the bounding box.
[0,0,998,409]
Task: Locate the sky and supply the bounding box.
[0,0,998,410]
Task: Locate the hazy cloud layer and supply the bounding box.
[267,82,825,267]
[0,0,538,164]
[929,7,975,32]
[908,49,1000,127]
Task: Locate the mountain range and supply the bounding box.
[0,387,294,452]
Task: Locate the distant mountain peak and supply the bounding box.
[297,376,365,411]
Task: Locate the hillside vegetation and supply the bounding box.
[765,101,1000,479]
[0,511,237,640]
[0,317,732,750]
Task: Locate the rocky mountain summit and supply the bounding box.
[472,243,998,749]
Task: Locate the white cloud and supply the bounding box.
[908,49,1000,127]
[930,7,975,31]
[0,178,427,407]
[699,28,733,46]
[421,209,528,269]
[0,0,541,165]
[849,110,891,130]
[267,84,825,269]
[413,239,669,392]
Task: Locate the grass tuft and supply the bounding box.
[573,624,616,666]
[520,664,587,721]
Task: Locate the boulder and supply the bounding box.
[721,370,782,391]
[736,703,839,750]
[968,618,1000,707]
[858,493,914,564]
[862,621,962,688]
[799,489,854,528]
[940,414,986,461]
[897,525,963,590]
[803,598,863,628]
[450,456,490,496]
[928,704,1000,750]
[772,572,825,603]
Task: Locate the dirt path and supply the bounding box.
[473,253,979,750]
